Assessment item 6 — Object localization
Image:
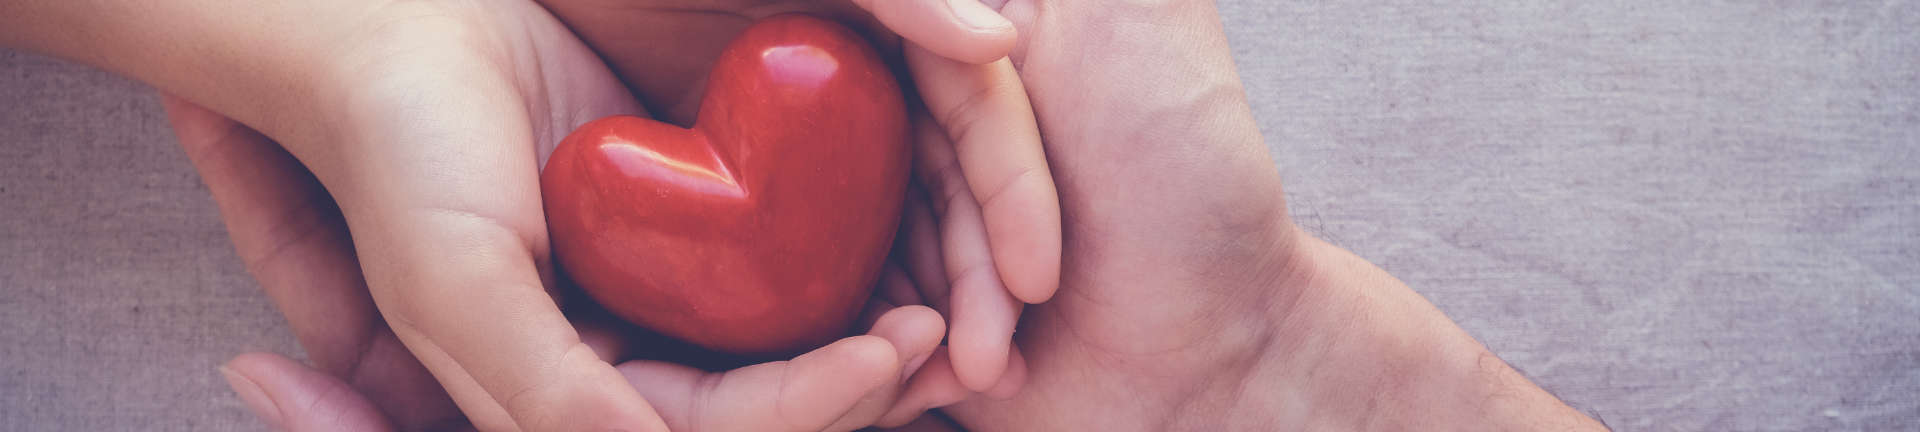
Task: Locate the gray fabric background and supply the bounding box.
[2,1,1916,430]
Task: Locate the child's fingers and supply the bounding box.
[879,346,1027,428]
[911,112,1020,392]
[616,306,947,431]
[875,348,973,427]
[824,305,949,430]
[907,43,1061,306]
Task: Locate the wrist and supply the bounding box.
[1232,235,1605,431]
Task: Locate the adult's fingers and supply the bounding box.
[617,306,947,431]
[850,0,1017,64]
[165,94,371,378]
[906,43,1061,305]
[163,95,459,428]
[221,352,397,432]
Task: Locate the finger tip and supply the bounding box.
[989,209,1062,305]
[954,32,1019,65]
[985,29,1019,61]
[836,335,906,380]
[218,362,286,429]
[984,349,1029,400]
[870,305,948,353]
[1010,279,1059,304]
[884,306,947,383]
[892,305,948,333]
[927,0,1019,63]
[1010,243,1060,303]
[948,340,1010,392]
[945,305,1016,391]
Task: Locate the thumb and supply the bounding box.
[219,353,397,432]
[851,0,1017,64]
[614,306,948,431]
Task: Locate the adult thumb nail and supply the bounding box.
[949,0,1013,31]
[219,365,284,428]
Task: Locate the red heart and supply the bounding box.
[541,15,909,356]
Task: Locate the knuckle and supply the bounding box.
[947,260,1004,299]
[494,343,600,430]
[934,80,1021,148]
[974,166,1041,215]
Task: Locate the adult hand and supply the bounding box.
[535,0,1062,393]
[874,0,1611,430]
[98,0,1034,429]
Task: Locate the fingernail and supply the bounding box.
[949,0,1013,31]
[902,352,932,384]
[219,366,283,428]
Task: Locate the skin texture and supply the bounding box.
[5,0,1610,429]
[542,16,914,355]
[4,0,1056,430]
[176,0,1612,428]
[917,1,1613,430]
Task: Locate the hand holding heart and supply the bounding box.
[151,0,1053,430]
[21,0,1614,429]
[8,0,1626,426]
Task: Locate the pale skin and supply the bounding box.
[3,0,1055,430]
[921,1,1608,430]
[3,0,1610,431]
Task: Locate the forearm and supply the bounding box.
[0,0,384,144]
[1236,234,1607,431]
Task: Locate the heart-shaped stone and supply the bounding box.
[541,15,908,356]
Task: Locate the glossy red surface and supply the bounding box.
[541,15,909,356]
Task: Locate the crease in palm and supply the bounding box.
[189,0,1056,429]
